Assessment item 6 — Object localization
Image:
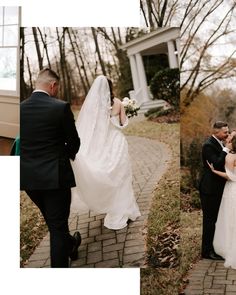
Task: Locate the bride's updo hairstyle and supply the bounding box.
[107,78,114,106]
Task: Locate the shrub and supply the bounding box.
[187,139,203,189]
[180,171,192,194]
[144,106,163,117]
[143,54,169,84]
[190,189,201,209]
[144,106,173,118]
[150,68,180,110]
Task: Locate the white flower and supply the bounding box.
[121,96,140,118]
[122,97,130,106]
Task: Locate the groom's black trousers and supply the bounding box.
[200,192,222,255]
[26,188,75,268]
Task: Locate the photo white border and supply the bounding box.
[1,0,140,27]
[0,0,141,294]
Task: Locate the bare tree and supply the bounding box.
[26,55,33,92]
[141,0,236,106]
[91,27,107,76]
[140,0,179,27]
[20,27,29,100]
[70,29,91,89]
[37,28,51,68]
[56,27,72,102]
[140,0,149,26]
[180,0,236,105]
[32,27,43,70]
[66,28,89,96]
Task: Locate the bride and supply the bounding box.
[208,131,236,269]
[71,75,141,230]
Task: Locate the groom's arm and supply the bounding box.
[62,103,80,160]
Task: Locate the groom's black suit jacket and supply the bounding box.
[199,136,227,196]
[20,91,80,190]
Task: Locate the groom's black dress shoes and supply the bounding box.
[70,231,81,261]
[202,251,224,260]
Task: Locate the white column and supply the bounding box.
[129,54,140,91]
[135,52,150,103]
[167,40,178,68]
[175,38,180,67]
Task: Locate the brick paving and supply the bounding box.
[184,260,236,294]
[24,134,171,268]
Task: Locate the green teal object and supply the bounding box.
[10,135,20,156]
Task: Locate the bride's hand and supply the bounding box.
[206,160,215,171]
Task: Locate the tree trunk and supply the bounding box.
[56,27,72,102]
[67,28,89,96]
[146,0,154,27]
[32,27,43,70]
[37,27,51,69]
[91,27,107,76]
[20,27,29,101]
[26,55,33,93]
[71,29,91,89]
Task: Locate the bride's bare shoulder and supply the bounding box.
[226,153,236,164]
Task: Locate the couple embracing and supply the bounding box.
[199,121,236,269]
[20,69,141,268]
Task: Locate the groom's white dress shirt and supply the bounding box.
[33,89,50,95]
[212,135,230,153]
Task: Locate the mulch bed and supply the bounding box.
[147,224,180,268]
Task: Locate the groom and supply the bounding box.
[199,121,231,260]
[21,68,81,267]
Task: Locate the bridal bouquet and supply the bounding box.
[122,97,140,118]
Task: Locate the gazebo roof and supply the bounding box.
[121,27,180,56]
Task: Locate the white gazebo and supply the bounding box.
[0,6,20,139]
[121,27,180,110]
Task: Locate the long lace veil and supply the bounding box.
[75,75,111,159]
[71,75,115,212]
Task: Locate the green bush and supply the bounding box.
[144,106,163,117]
[144,106,173,117]
[143,54,169,84]
[190,189,201,209]
[150,68,180,110]
[145,108,173,119]
[187,139,203,189]
[181,171,192,194]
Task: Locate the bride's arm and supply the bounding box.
[119,102,127,126]
[207,161,229,180]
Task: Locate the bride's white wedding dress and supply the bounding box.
[213,165,236,269]
[71,75,141,230]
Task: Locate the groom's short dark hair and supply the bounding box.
[213,121,228,129]
[37,68,60,84]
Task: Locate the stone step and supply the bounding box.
[138,100,166,114]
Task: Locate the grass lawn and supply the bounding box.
[180,211,202,282]
[20,191,47,266]
[124,119,181,294]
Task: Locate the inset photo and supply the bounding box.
[20,27,180,269]
[0,6,20,155]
